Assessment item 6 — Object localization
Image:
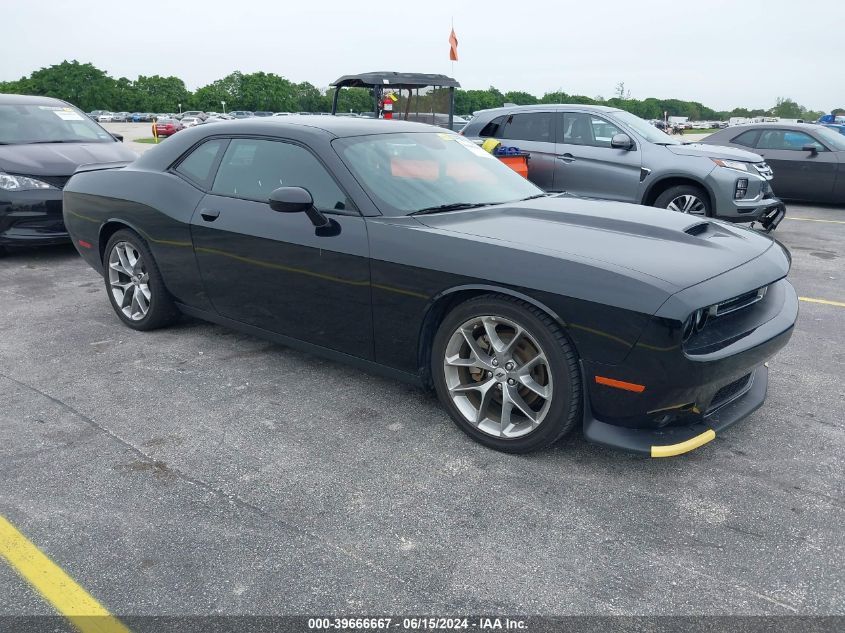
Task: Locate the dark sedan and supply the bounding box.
[0,94,137,252]
[704,123,845,204]
[63,117,797,456]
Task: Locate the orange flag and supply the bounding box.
[449,28,459,61]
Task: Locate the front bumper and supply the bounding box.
[583,364,768,457]
[0,189,69,246]
[580,275,798,457]
[706,168,785,223]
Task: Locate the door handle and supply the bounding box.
[557,153,575,163]
[200,209,220,222]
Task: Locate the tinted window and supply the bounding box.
[478,115,506,137]
[211,139,352,211]
[499,113,554,143]
[175,139,224,185]
[561,113,622,148]
[731,130,760,147]
[334,132,541,215]
[757,130,826,151]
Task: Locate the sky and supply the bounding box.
[3,0,844,112]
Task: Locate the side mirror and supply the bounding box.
[802,144,819,154]
[268,186,330,227]
[610,133,634,150]
[112,133,124,142]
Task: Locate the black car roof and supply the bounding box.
[191,115,437,137]
[0,93,69,106]
[723,122,830,132]
[132,116,450,170]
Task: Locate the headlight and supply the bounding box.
[0,173,57,191]
[711,158,749,172]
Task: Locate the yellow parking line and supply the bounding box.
[0,515,131,633]
[786,217,845,225]
[799,297,845,308]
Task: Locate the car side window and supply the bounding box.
[478,115,506,137]
[560,113,621,148]
[211,138,354,212]
[499,113,554,143]
[731,130,760,148]
[174,139,225,187]
[757,130,826,151]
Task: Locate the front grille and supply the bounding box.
[753,162,773,179]
[36,175,72,190]
[709,372,753,412]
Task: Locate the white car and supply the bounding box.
[97,112,114,122]
[181,116,201,127]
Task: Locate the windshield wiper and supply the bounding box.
[519,193,550,201]
[409,202,497,216]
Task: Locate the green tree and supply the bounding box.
[772,97,803,119]
[24,60,118,111]
[134,75,191,112]
[503,91,538,106]
[336,87,375,113]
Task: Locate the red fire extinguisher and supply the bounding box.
[382,93,398,119]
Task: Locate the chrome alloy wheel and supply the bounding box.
[443,315,553,439]
[667,194,707,215]
[108,241,151,321]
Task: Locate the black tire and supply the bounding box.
[654,184,712,217]
[102,229,179,331]
[431,294,581,453]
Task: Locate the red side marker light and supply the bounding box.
[595,376,646,393]
[78,239,92,249]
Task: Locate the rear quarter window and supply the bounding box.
[174,139,225,187]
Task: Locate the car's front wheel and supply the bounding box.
[654,184,711,216]
[432,295,581,453]
[103,229,179,331]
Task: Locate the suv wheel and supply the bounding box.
[655,185,711,216]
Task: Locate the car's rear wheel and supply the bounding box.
[432,295,581,453]
[655,184,711,216]
[103,229,179,331]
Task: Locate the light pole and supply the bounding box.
[178,103,182,115]
[221,101,226,114]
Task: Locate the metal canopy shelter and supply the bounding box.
[330,71,460,129]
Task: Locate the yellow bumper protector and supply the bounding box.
[651,429,716,458]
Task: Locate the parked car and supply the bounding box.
[97,112,115,122]
[110,112,130,122]
[62,117,797,456]
[88,110,107,120]
[820,123,845,137]
[703,123,845,204]
[153,117,185,137]
[131,112,153,123]
[180,116,202,128]
[229,110,254,119]
[462,105,786,230]
[176,110,207,121]
[253,111,274,117]
[0,94,136,252]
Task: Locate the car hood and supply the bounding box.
[0,142,137,177]
[665,142,763,162]
[414,196,775,292]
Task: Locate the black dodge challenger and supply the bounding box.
[63,117,798,456]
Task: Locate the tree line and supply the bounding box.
[0,60,839,122]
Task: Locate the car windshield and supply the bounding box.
[0,103,115,144]
[334,132,543,215]
[612,110,681,145]
[815,126,845,151]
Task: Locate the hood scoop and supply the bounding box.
[684,221,711,237]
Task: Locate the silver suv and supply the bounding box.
[462,105,785,230]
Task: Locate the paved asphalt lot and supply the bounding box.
[1,193,843,618]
